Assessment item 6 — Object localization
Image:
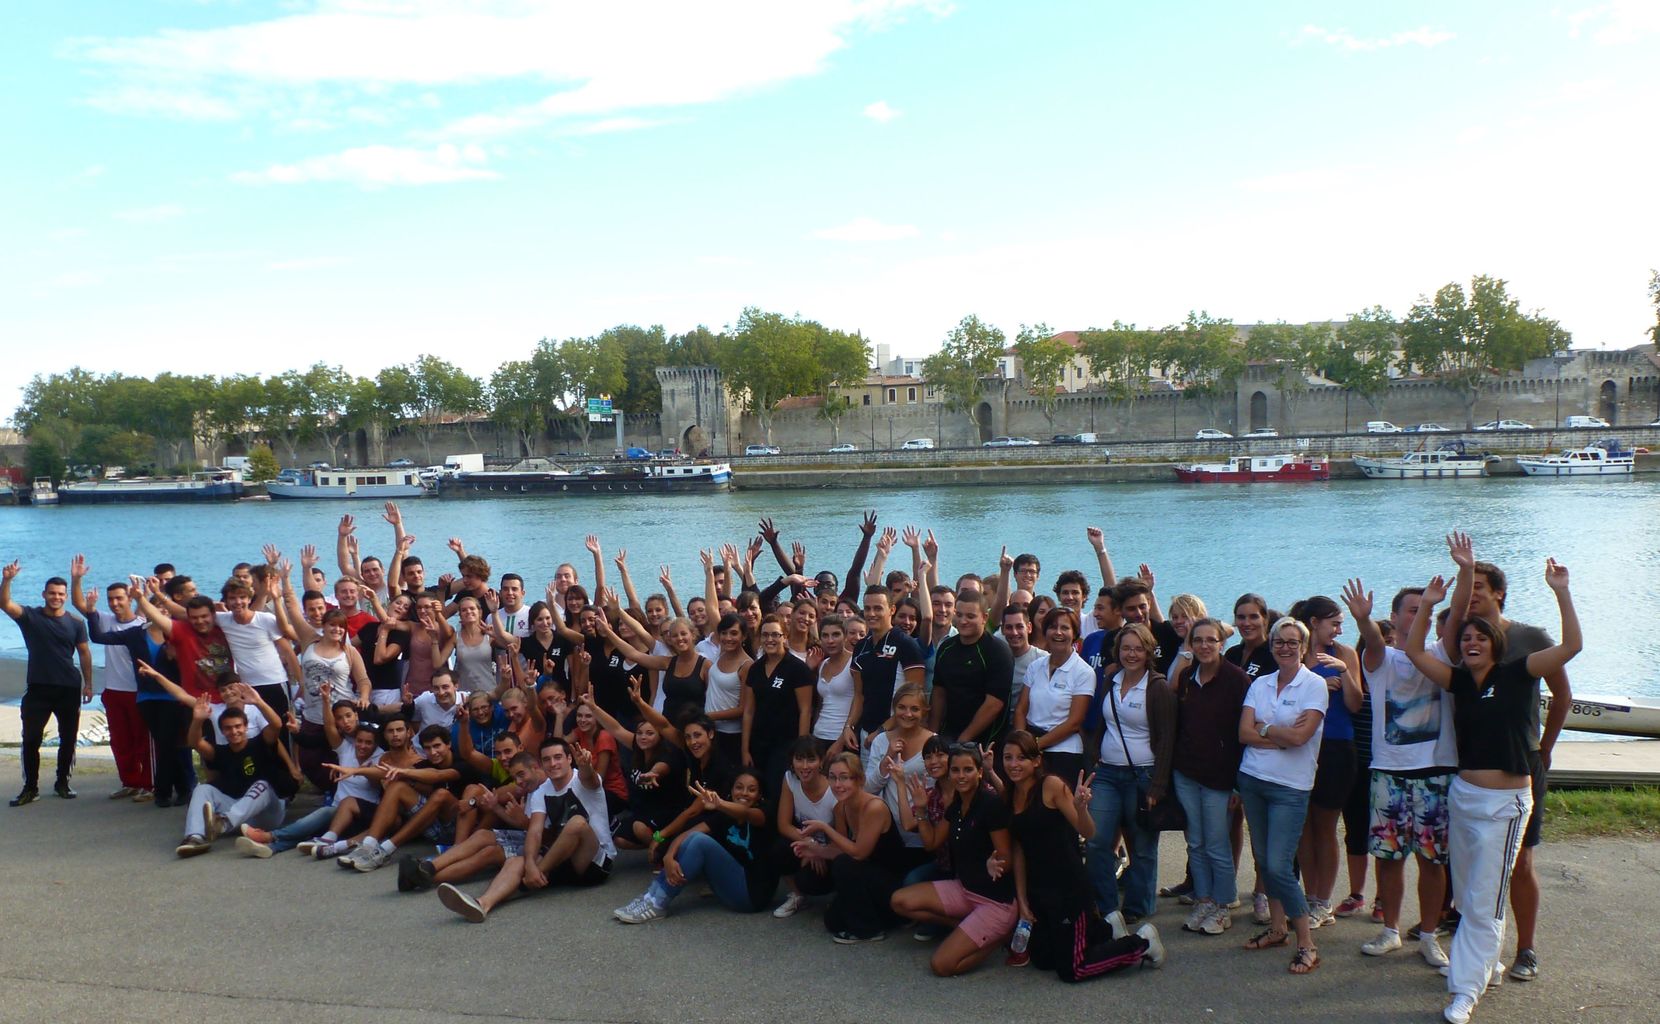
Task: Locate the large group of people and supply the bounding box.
[2,503,1581,1020]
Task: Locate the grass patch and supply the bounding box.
[1545,786,1660,839]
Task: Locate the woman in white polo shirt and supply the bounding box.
[1236,616,1328,975]
[1014,606,1095,785]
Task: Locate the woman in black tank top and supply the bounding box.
[596,617,710,723]
[792,752,905,942]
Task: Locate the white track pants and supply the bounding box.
[184,781,286,839]
[1446,776,1532,1001]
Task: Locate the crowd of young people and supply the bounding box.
[2,503,1581,1018]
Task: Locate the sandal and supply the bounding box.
[1290,946,1320,974]
[1244,928,1289,950]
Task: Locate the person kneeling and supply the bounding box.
[437,737,615,923]
[614,771,778,923]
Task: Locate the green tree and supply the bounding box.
[715,308,821,444]
[1158,311,1243,431]
[597,325,668,415]
[1078,321,1160,430]
[804,326,869,445]
[1400,275,1570,427]
[402,355,484,459]
[1013,324,1072,429]
[259,370,312,463]
[665,326,725,366]
[922,314,1006,437]
[556,335,627,446]
[304,364,362,466]
[214,374,268,455]
[489,358,548,457]
[245,445,280,482]
[71,425,155,474]
[184,376,226,468]
[1245,321,1332,433]
[1326,306,1398,421]
[24,441,66,486]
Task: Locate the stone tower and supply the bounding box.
[655,366,739,457]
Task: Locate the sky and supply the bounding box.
[4,0,1659,418]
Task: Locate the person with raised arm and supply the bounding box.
[176,693,288,856]
[598,611,709,723]
[3,559,93,805]
[235,698,378,859]
[69,558,151,801]
[1402,561,1580,1024]
[293,608,375,788]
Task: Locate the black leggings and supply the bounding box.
[1342,760,1373,858]
[19,687,81,789]
[138,699,194,800]
[822,853,901,939]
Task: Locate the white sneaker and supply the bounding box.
[1104,910,1129,940]
[1201,906,1232,935]
[1136,923,1165,968]
[613,896,647,921]
[1443,994,1476,1024]
[1252,892,1271,925]
[1307,899,1335,929]
[1362,927,1403,956]
[1420,932,1450,968]
[1183,900,1212,932]
[353,842,391,873]
[615,895,666,924]
[773,891,804,918]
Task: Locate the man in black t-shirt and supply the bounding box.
[339,725,486,873]
[177,697,288,856]
[850,587,924,739]
[930,594,1014,743]
[1113,579,1182,677]
[3,561,94,805]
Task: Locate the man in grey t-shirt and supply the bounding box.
[3,560,94,805]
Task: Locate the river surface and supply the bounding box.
[2,478,1654,714]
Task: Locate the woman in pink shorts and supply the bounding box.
[891,744,1016,976]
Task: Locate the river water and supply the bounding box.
[2,478,1654,712]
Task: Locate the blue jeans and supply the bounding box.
[648,832,755,911]
[902,860,945,888]
[1237,771,1310,921]
[1173,770,1237,906]
[268,804,337,853]
[1087,762,1157,918]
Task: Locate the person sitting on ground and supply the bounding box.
[176,696,289,857]
[400,749,545,892]
[308,714,420,859]
[577,683,692,852]
[337,724,490,873]
[236,706,381,858]
[771,737,839,919]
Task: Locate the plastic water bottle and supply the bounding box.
[1010,918,1032,954]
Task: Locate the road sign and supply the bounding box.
[586,395,614,422]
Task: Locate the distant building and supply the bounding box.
[846,373,936,407]
[997,330,1168,393]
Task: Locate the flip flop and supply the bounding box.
[1290,946,1321,974]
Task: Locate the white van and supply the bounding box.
[1365,421,1402,434]
[1564,415,1610,429]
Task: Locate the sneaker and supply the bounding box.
[613,895,648,921]
[1183,900,1213,933]
[1252,892,1271,925]
[773,891,804,918]
[176,834,211,857]
[1004,949,1031,968]
[1361,927,1403,956]
[154,794,172,808]
[912,922,947,941]
[336,843,367,869]
[1370,897,1384,923]
[1104,910,1129,940]
[234,835,274,859]
[54,780,77,799]
[616,895,666,924]
[1439,964,1504,990]
[1201,906,1232,935]
[1442,994,1476,1024]
[1136,923,1165,968]
[353,842,392,872]
[831,930,886,944]
[240,824,275,844]
[9,788,39,807]
[436,882,487,923]
[295,840,325,858]
[416,859,436,888]
[1307,899,1335,930]
[1334,893,1367,918]
[1508,948,1538,981]
[1159,878,1194,900]
[397,855,421,892]
[204,814,229,843]
[109,786,137,800]
[1419,932,1450,968]
[132,789,155,803]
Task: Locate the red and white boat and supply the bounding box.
[1174,454,1329,483]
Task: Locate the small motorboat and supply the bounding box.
[1353,441,1494,480]
[1547,693,1660,738]
[1174,454,1329,483]
[28,477,58,506]
[1515,439,1635,477]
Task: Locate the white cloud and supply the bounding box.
[115,203,185,223]
[810,216,920,242]
[85,85,241,120]
[1237,165,1366,194]
[268,256,345,271]
[557,117,669,137]
[231,142,498,186]
[48,228,90,242]
[863,99,902,123]
[1565,2,1660,44]
[1294,24,1454,51]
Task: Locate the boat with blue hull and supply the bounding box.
[438,458,733,497]
[56,469,245,505]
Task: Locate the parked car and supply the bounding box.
[1650,418,1660,427]
[1476,419,1534,431]
[1563,415,1610,429]
[826,443,857,454]
[1194,428,1232,440]
[1365,421,1402,434]
[1051,433,1081,444]
[619,446,654,460]
[1402,423,1449,433]
[900,438,936,450]
[387,458,416,468]
[656,448,684,459]
[1240,428,1279,439]
[307,460,332,469]
[742,444,781,457]
[983,436,1040,447]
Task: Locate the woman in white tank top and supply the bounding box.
[452,596,501,695]
[813,616,856,748]
[300,611,371,725]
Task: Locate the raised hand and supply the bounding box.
[583,534,601,556]
[1422,573,1449,604]
[83,586,100,611]
[1074,771,1093,809]
[860,510,878,538]
[345,534,360,561]
[338,514,355,538]
[745,535,763,566]
[757,517,779,544]
[3,560,22,581]
[398,533,416,553]
[448,537,467,558]
[922,529,938,563]
[876,526,897,555]
[382,501,402,527]
[1086,526,1105,552]
[1544,558,1570,592]
[613,548,628,570]
[1340,578,1373,621]
[790,541,806,573]
[1138,563,1156,589]
[719,542,739,567]
[902,525,922,550]
[300,545,319,572]
[658,565,673,589]
[699,549,715,572]
[1447,531,1475,569]
[262,543,281,566]
[999,545,1013,572]
[70,553,88,579]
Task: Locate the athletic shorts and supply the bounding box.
[1309,739,1356,811]
[1523,749,1546,849]
[932,880,1018,949]
[493,828,526,859]
[1367,770,1451,864]
[548,855,612,888]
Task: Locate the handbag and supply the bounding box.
[1108,677,1186,833]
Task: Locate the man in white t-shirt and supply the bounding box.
[69,565,152,799]
[436,736,612,922]
[210,684,273,745]
[492,574,532,639]
[1344,557,1471,966]
[216,581,300,715]
[411,671,464,732]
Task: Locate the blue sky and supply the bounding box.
[4,0,1658,417]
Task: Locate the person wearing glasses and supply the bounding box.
[1013,606,1095,786]
[791,751,907,943]
[1083,622,1176,935]
[741,614,813,800]
[890,743,1016,976]
[1236,616,1328,975]
[1166,617,1250,935]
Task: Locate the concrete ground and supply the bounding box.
[1,757,1655,1024]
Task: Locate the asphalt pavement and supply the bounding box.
[0,757,1654,1024]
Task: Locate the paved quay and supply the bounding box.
[2,757,1655,1024]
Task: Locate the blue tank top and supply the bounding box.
[1313,646,1353,740]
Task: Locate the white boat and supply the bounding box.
[29,477,58,506]
[267,467,433,500]
[1514,439,1634,477]
[1354,442,1494,480]
[1547,693,1660,738]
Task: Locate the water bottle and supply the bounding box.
[1010,918,1032,954]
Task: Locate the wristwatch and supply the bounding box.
[1258,721,1272,738]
